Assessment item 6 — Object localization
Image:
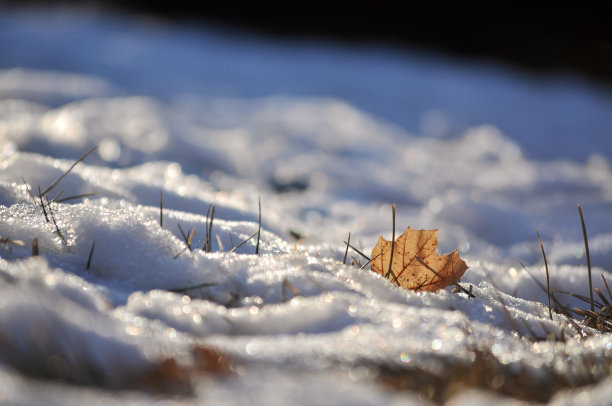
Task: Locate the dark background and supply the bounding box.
[4,1,612,84]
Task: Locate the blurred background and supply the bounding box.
[1,1,612,163]
[6,1,612,83]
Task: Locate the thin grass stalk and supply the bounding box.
[343,232,351,265]
[255,197,261,255]
[41,145,97,197]
[385,204,396,280]
[577,204,594,312]
[159,190,163,228]
[86,241,95,269]
[537,230,553,320]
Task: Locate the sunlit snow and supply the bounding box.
[1,8,612,405]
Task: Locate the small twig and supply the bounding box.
[536,230,553,320]
[385,204,396,280]
[32,238,38,256]
[40,145,97,198]
[578,204,594,312]
[86,241,95,269]
[343,232,351,265]
[255,197,261,255]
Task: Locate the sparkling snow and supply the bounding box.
[1,8,612,405]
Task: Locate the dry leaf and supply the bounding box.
[371,227,468,292]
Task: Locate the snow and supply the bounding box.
[1,7,612,405]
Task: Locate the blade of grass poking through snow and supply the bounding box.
[385,204,397,280]
[86,241,95,269]
[159,190,163,228]
[54,193,97,204]
[40,145,97,198]
[577,204,594,312]
[208,205,216,252]
[177,223,195,251]
[343,232,351,265]
[228,232,235,250]
[37,185,49,223]
[255,197,261,255]
[359,252,381,270]
[281,278,301,302]
[229,231,258,253]
[602,274,612,304]
[344,242,370,262]
[537,230,553,320]
[169,281,217,293]
[202,203,212,251]
[21,177,37,204]
[48,204,66,245]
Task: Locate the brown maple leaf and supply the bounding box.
[371,227,468,292]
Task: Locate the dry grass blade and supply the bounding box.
[594,288,612,309]
[601,273,612,304]
[48,204,66,245]
[482,266,524,336]
[229,231,258,254]
[177,223,195,251]
[21,177,37,204]
[343,232,351,265]
[555,290,604,309]
[359,252,381,270]
[577,204,594,312]
[169,281,217,293]
[385,204,396,280]
[536,230,553,320]
[255,197,261,255]
[344,242,370,262]
[228,232,235,250]
[40,145,97,198]
[159,190,163,228]
[281,278,302,302]
[86,241,95,270]
[208,205,216,252]
[54,193,97,204]
[38,186,49,223]
[0,236,24,246]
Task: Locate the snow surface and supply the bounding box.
[1,8,612,405]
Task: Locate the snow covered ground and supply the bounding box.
[1,8,612,405]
